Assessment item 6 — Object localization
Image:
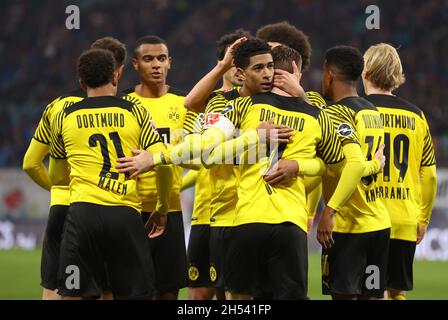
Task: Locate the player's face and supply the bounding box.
[240,53,274,94]
[133,43,171,85]
[223,66,244,87]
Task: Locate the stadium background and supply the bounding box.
[0,0,447,299]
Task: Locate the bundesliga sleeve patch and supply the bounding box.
[203,113,220,129]
[337,123,354,137]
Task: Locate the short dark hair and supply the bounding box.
[134,35,168,57]
[325,45,364,81]
[77,49,115,88]
[90,36,127,66]
[233,39,271,69]
[256,21,311,71]
[216,29,252,60]
[272,45,302,73]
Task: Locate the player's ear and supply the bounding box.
[116,64,125,80]
[167,56,172,70]
[132,58,138,71]
[112,70,119,87]
[79,79,87,91]
[235,68,245,81]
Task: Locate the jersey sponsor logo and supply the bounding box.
[220,104,234,115]
[337,123,354,138]
[188,265,199,281]
[209,265,217,282]
[203,113,220,129]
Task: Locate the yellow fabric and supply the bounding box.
[33,94,84,206]
[418,165,437,226]
[216,93,344,231]
[191,166,212,225]
[305,176,322,217]
[181,170,198,191]
[306,91,327,108]
[50,96,165,212]
[23,139,52,191]
[323,100,391,233]
[121,90,189,212]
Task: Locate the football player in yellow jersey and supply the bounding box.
[49,48,170,299]
[362,44,437,300]
[185,29,251,301]
[120,35,196,300]
[318,46,391,300]
[256,21,327,232]
[22,37,126,300]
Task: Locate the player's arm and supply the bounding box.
[48,109,70,186]
[22,99,59,191]
[305,176,322,234]
[184,37,246,112]
[315,108,367,248]
[417,117,437,243]
[23,140,51,191]
[48,157,70,186]
[181,170,198,191]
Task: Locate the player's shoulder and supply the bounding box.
[252,92,321,119]
[64,96,135,116]
[118,87,136,98]
[364,94,423,118]
[306,90,327,108]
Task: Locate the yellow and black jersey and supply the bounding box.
[222,92,344,232]
[202,87,241,227]
[324,96,390,233]
[365,94,436,241]
[49,96,163,211]
[306,91,327,109]
[120,86,194,212]
[33,88,85,206]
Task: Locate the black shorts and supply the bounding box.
[58,202,155,299]
[41,205,69,290]
[322,228,390,298]
[225,223,308,300]
[142,211,188,293]
[387,239,416,291]
[209,226,232,289]
[187,224,212,288]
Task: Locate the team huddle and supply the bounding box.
[23,22,437,300]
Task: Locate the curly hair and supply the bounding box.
[233,39,271,69]
[90,36,127,66]
[77,49,115,88]
[325,45,364,81]
[256,21,311,71]
[215,28,252,60]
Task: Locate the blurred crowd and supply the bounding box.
[1,0,447,167]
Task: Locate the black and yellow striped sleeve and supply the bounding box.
[133,105,162,150]
[204,93,227,114]
[49,109,66,159]
[306,91,327,109]
[221,96,252,129]
[421,113,436,166]
[316,110,344,164]
[325,104,360,145]
[183,110,202,135]
[33,97,60,145]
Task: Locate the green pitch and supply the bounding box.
[0,249,447,300]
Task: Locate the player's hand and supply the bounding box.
[146,211,167,239]
[257,118,294,144]
[273,61,304,97]
[317,206,335,249]
[263,159,298,185]
[416,223,427,245]
[115,149,154,179]
[374,144,386,171]
[219,37,247,71]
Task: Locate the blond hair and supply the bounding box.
[363,43,405,91]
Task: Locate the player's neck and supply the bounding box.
[364,84,393,96]
[332,83,358,102]
[136,82,169,98]
[271,87,292,97]
[221,79,234,91]
[86,84,116,97]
